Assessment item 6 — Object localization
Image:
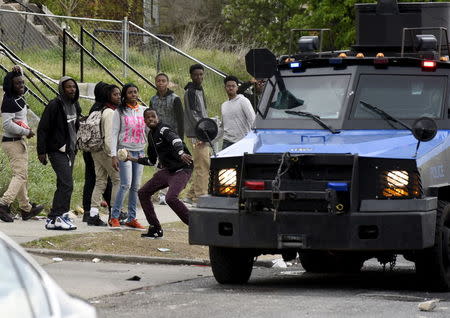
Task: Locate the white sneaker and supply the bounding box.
[159,195,167,205]
[54,213,77,230]
[45,218,56,230]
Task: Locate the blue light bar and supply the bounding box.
[327,182,348,192]
[329,58,343,65]
[290,62,301,68]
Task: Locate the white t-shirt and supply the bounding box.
[221,94,256,143]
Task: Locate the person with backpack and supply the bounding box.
[0,66,44,223]
[80,81,112,223]
[149,73,184,205]
[130,109,192,238]
[79,84,121,226]
[37,76,81,230]
[109,83,147,230]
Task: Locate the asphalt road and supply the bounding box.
[92,257,450,318]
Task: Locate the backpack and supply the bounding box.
[76,109,104,152]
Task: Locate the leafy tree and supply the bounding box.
[222,0,303,53]
[223,0,448,54]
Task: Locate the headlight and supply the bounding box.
[382,170,410,197]
[218,168,237,195]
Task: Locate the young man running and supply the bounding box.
[130,109,192,238]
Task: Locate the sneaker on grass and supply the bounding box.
[109,218,121,229]
[124,219,146,231]
[20,203,44,221]
[45,213,77,230]
[158,195,167,205]
[141,227,163,239]
[0,203,14,223]
[87,215,107,226]
[119,211,128,225]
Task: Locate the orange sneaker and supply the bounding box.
[109,218,121,229]
[125,219,146,231]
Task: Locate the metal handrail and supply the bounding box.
[129,21,227,78]
[63,29,124,87]
[93,28,175,43]
[0,8,122,24]
[0,63,47,107]
[1,47,95,101]
[0,42,58,96]
[80,27,156,89]
[63,29,148,106]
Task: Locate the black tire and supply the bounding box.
[415,200,450,291]
[209,246,254,284]
[299,251,364,273]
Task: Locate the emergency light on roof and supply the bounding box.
[329,58,343,65]
[374,53,389,67]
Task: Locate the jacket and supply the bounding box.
[1,71,31,138]
[138,122,193,172]
[150,89,184,139]
[37,76,81,155]
[183,82,208,138]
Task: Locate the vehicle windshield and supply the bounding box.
[265,75,350,119]
[352,75,445,119]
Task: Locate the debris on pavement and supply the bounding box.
[126,275,141,281]
[157,248,171,252]
[73,206,84,215]
[52,257,63,262]
[418,299,440,312]
[92,258,101,263]
[46,241,56,247]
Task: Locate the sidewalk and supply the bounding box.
[0,204,179,244]
[0,203,277,268]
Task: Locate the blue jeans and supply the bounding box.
[111,150,144,221]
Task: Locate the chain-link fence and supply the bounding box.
[0,6,228,117]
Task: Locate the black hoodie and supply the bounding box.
[89,81,109,114]
[37,76,81,155]
[138,122,193,172]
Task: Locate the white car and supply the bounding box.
[0,231,96,318]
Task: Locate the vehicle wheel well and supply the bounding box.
[435,186,450,202]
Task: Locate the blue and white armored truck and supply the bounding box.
[189,0,450,291]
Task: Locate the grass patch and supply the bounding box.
[22,221,209,260]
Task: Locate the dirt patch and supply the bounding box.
[22,222,209,261]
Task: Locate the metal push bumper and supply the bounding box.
[188,197,437,251]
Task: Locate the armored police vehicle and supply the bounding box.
[190,0,450,291]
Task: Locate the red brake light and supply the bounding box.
[244,181,265,190]
[422,60,436,71]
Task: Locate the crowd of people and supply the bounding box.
[0,64,259,238]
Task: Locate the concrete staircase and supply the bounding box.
[0,0,62,48]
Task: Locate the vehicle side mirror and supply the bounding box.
[245,49,277,79]
[412,117,437,142]
[195,118,218,142]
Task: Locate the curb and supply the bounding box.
[26,248,273,268]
